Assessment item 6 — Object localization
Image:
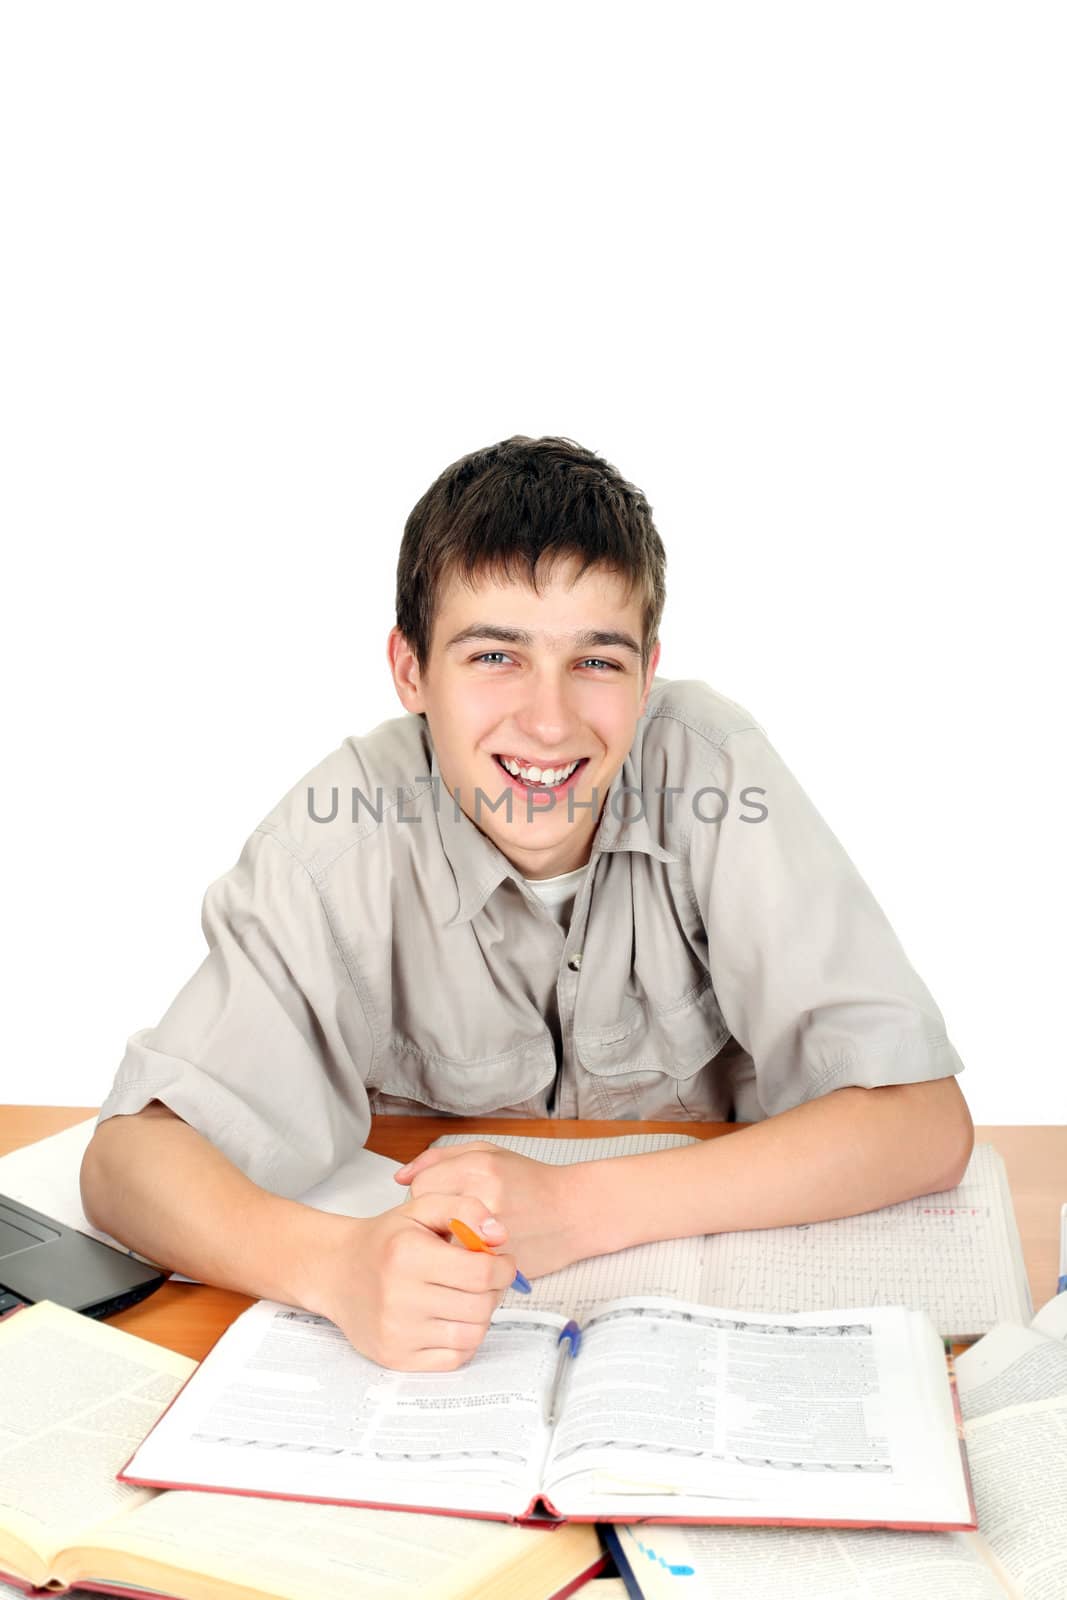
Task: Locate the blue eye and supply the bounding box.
[470,653,621,670]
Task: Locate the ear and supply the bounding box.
[387,625,426,714]
[638,638,662,717]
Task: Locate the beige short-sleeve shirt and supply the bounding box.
[96,676,965,1196]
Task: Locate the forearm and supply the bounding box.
[565,1078,975,1260]
[79,1105,341,1309]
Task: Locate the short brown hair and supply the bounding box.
[395,435,667,674]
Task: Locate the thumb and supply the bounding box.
[404,1190,508,1246]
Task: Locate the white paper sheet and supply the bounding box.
[0,1120,405,1286]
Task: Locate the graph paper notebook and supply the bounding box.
[432,1135,1032,1341]
[120,1294,975,1533]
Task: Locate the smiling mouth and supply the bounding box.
[492,754,589,791]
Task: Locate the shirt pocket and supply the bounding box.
[368,1030,558,1116]
[572,973,733,1117]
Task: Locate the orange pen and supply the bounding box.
[450,1216,532,1293]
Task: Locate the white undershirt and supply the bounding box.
[521,864,588,930]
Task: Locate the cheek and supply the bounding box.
[448,679,511,736]
[586,706,636,757]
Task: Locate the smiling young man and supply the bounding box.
[81,435,974,1370]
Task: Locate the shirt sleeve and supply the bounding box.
[688,725,966,1117]
[96,826,374,1197]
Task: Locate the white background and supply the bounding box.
[1,3,1063,1122]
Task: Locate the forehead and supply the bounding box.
[431,555,643,650]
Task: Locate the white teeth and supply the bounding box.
[498,756,581,787]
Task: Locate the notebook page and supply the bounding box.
[699,1145,1031,1339]
[432,1132,703,1318]
[431,1132,698,1164]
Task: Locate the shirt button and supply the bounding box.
[567,953,582,971]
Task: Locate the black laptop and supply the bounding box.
[0,1193,167,1319]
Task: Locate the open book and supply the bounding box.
[431,1134,1032,1340]
[0,1302,602,1600]
[603,1291,1067,1599]
[120,1292,975,1531]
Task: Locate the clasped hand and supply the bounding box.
[307,1144,582,1373]
[395,1140,581,1280]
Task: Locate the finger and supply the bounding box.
[400,1347,481,1373]
[395,1141,502,1183]
[393,1147,460,1183]
[423,1318,488,1356]
[419,1284,508,1324]
[408,1173,507,1244]
[424,1240,518,1297]
[403,1189,508,1246]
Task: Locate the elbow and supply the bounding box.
[79,1133,107,1231]
[80,1118,125,1232]
[944,1120,975,1192]
[929,1080,975,1192]
[879,1076,974,1194]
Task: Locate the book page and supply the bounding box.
[699,1146,1031,1339]
[433,1132,707,1317]
[1029,1288,1067,1341]
[60,1490,598,1600]
[612,1523,1010,1600]
[122,1300,568,1519]
[542,1297,971,1526]
[962,1401,1067,1600]
[0,1302,193,1585]
[955,1326,1067,1422]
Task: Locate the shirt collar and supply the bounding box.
[430,718,678,930]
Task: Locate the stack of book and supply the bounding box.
[1,1138,1062,1600]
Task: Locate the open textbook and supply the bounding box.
[119,1292,974,1530]
[0,1302,602,1600]
[433,1133,1032,1340]
[603,1290,1067,1600]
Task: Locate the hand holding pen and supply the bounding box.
[450,1216,532,1293]
[448,1219,582,1425]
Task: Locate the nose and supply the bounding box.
[512,664,580,754]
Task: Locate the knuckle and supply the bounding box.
[447,1321,481,1353]
[381,1229,412,1271]
[472,1256,497,1292]
[491,1256,516,1289]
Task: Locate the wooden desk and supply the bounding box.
[2,1106,1064,1361]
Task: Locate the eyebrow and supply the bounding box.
[444,624,643,658]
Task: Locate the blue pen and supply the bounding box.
[544,1319,581,1427]
[1057,1203,1067,1297]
